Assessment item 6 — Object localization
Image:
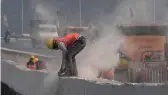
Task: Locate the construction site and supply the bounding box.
[1,0,168,95]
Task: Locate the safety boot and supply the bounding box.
[58,69,73,77]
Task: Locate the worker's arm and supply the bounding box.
[59,52,66,72]
[58,42,67,52]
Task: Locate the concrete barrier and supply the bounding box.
[1,59,49,95]
[2,59,168,95]
[58,78,168,95]
[1,47,58,64]
[1,82,22,95]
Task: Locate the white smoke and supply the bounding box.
[35,4,55,23]
[78,34,124,79]
[77,0,168,79]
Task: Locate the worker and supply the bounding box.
[36,58,47,70]
[33,57,39,64]
[4,28,11,44]
[30,55,35,60]
[103,71,114,80]
[47,32,86,77]
[26,56,35,67]
[26,56,37,70]
[98,69,114,80]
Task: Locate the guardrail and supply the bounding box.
[1,47,56,58]
[1,47,58,64]
[128,61,168,83]
[1,35,31,39]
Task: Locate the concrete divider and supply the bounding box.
[1,59,49,95]
[2,59,168,95]
[1,47,58,64]
[58,78,168,95]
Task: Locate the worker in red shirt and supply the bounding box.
[47,32,86,77]
[26,56,37,70]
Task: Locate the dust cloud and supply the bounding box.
[77,0,168,79]
[35,4,56,23]
[77,23,124,79]
[31,0,59,43]
[78,34,124,79]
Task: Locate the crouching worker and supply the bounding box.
[35,58,47,70]
[26,56,47,70]
[47,32,86,77]
[98,69,114,80]
[26,56,36,70]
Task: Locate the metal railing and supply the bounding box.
[128,61,168,83]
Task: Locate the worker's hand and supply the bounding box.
[58,42,67,52]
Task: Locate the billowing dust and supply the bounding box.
[77,29,124,79]
[77,0,165,79]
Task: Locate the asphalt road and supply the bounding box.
[1,39,61,56]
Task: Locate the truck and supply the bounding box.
[114,24,168,83]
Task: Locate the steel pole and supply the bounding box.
[153,0,156,24]
[79,0,82,26]
[21,0,24,34]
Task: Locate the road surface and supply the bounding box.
[1,39,61,56]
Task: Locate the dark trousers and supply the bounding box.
[59,36,86,76]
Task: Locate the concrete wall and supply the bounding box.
[58,78,168,95]
[2,59,168,95]
[1,82,22,95]
[1,60,49,95]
